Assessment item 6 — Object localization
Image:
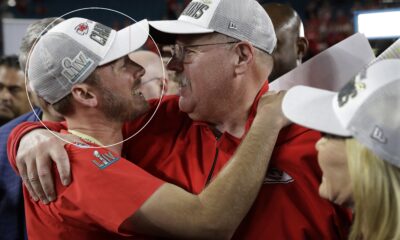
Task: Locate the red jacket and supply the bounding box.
[8,83,351,239]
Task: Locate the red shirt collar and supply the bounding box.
[244,80,270,133]
[191,80,316,147]
[191,80,269,143]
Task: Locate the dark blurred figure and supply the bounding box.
[0,55,30,126]
[263,3,309,81]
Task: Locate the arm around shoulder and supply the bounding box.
[121,92,289,239]
[7,121,71,203]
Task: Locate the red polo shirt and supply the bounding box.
[8,129,163,239]
[122,82,351,239]
[8,81,351,239]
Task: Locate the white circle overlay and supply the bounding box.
[25,7,166,149]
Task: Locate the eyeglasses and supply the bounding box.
[169,41,238,63]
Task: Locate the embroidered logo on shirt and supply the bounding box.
[92,151,120,170]
[263,168,294,184]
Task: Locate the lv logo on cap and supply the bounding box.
[61,51,94,84]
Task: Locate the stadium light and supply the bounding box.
[354,8,400,39]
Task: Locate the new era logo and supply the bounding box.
[228,22,237,30]
[371,126,387,144]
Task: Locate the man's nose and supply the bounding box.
[0,88,13,102]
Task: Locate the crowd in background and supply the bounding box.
[2,0,400,57]
[0,0,399,240]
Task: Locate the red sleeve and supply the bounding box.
[7,121,67,173]
[33,144,164,235]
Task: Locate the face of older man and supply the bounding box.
[0,65,30,125]
[167,33,239,121]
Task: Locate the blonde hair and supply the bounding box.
[346,138,400,240]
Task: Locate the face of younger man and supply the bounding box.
[94,56,149,122]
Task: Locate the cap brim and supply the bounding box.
[100,19,149,65]
[149,20,214,34]
[282,85,351,136]
[149,20,214,45]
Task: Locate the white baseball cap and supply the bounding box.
[149,0,276,54]
[28,17,149,104]
[283,59,400,168]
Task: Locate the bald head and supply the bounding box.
[262,3,308,81]
[129,50,166,99]
[263,3,302,37]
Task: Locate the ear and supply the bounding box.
[71,84,98,107]
[234,42,254,75]
[296,37,309,62]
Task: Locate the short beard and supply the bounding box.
[99,85,149,122]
